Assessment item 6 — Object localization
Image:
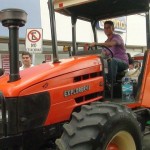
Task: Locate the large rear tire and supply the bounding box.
[56,102,142,150]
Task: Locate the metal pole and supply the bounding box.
[47,0,59,63]
[91,20,98,43]
[146,2,150,49]
[71,16,77,56]
[32,53,35,65]
[9,26,20,82]
[0,8,27,82]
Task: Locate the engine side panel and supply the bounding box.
[140,51,150,107]
[19,64,104,125]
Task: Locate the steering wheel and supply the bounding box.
[88,45,114,58]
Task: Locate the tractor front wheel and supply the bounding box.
[56,102,142,150]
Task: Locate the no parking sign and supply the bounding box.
[25,28,43,53]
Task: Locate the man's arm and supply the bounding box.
[98,41,117,47]
[91,41,117,47]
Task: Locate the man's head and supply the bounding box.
[21,51,32,67]
[104,21,114,36]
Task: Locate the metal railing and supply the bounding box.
[0,36,146,53]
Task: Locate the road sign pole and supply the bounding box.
[32,50,35,65]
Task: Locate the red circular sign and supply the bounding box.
[27,30,41,43]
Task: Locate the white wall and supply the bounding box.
[40,0,93,42]
[126,14,146,46]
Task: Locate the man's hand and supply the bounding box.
[102,49,110,55]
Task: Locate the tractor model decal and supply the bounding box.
[64,85,90,97]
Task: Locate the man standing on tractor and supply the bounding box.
[91,21,128,83]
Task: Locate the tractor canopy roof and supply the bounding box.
[54,0,149,21]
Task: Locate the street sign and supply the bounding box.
[25,28,43,53]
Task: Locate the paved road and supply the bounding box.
[143,135,150,150]
[47,134,150,150]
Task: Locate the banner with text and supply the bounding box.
[97,17,127,33]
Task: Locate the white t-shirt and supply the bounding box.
[19,64,34,71]
[125,68,140,81]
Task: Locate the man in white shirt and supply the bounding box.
[125,60,140,81]
[20,51,34,71]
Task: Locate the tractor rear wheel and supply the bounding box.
[56,102,142,150]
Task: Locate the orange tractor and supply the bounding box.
[0,0,150,149]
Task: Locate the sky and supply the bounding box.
[0,0,41,38]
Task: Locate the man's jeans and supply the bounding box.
[107,58,128,83]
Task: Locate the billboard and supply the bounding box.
[0,0,41,38]
[97,17,127,33]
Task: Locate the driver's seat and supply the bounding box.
[116,70,126,81]
[104,58,128,99]
[103,59,127,79]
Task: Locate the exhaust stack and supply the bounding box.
[0,9,27,82]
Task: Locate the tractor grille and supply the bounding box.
[74,72,102,82]
[75,92,103,103]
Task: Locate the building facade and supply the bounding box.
[0,0,147,70]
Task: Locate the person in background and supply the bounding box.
[126,58,136,72]
[134,61,141,70]
[125,55,140,81]
[128,61,135,70]
[0,68,5,76]
[42,60,46,63]
[20,51,34,71]
[127,53,134,70]
[19,60,22,67]
[91,21,128,83]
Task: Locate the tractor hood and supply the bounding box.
[0,55,101,97]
